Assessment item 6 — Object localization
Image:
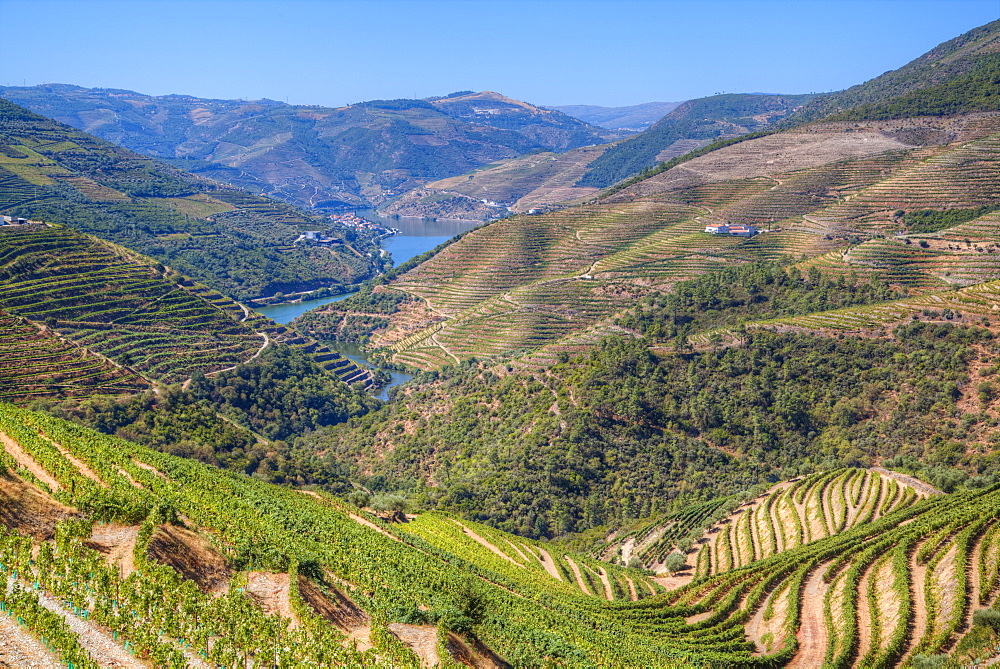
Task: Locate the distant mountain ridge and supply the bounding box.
[0,85,622,211]
[0,96,375,301]
[549,101,682,130]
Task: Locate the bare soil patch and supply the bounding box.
[534,547,563,581]
[903,547,931,663]
[35,587,145,668]
[787,561,833,668]
[0,473,77,540]
[147,524,230,594]
[624,575,639,601]
[245,572,297,627]
[563,555,593,595]
[874,556,904,657]
[856,559,877,661]
[297,576,372,651]
[387,623,439,668]
[593,566,614,601]
[0,610,62,668]
[746,583,791,655]
[653,571,695,591]
[84,524,139,579]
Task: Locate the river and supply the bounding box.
[256,212,482,400]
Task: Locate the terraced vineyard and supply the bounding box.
[0,403,997,667]
[594,470,933,574]
[0,310,146,402]
[662,480,1000,666]
[0,225,374,390]
[349,115,1000,370]
[687,469,936,578]
[404,512,664,602]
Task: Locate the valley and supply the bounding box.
[0,13,998,668]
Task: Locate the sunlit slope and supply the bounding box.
[595,469,935,573]
[0,309,146,402]
[1,403,996,666]
[381,144,607,221]
[361,116,1000,370]
[0,224,373,390]
[0,403,761,665]
[402,512,663,602]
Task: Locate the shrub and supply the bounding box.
[973,608,1000,631]
[663,552,687,574]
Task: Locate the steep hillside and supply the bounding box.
[0,97,375,301]
[316,113,999,370]
[789,19,1000,123]
[0,402,997,667]
[578,93,817,188]
[590,469,937,573]
[0,309,147,403]
[311,316,999,538]
[0,86,619,211]
[0,224,374,389]
[550,101,682,130]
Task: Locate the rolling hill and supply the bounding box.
[0,97,376,302]
[0,86,621,211]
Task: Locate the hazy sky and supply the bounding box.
[1,0,997,107]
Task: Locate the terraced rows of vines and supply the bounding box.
[0,309,146,402]
[1,402,998,667]
[0,224,373,392]
[360,115,1000,369]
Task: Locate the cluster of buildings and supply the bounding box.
[328,212,399,237]
[704,222,759,237]
[1,215,30,225]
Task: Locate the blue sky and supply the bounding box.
[1,0,997,107]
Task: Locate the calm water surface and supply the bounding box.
[256,213,482,399]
